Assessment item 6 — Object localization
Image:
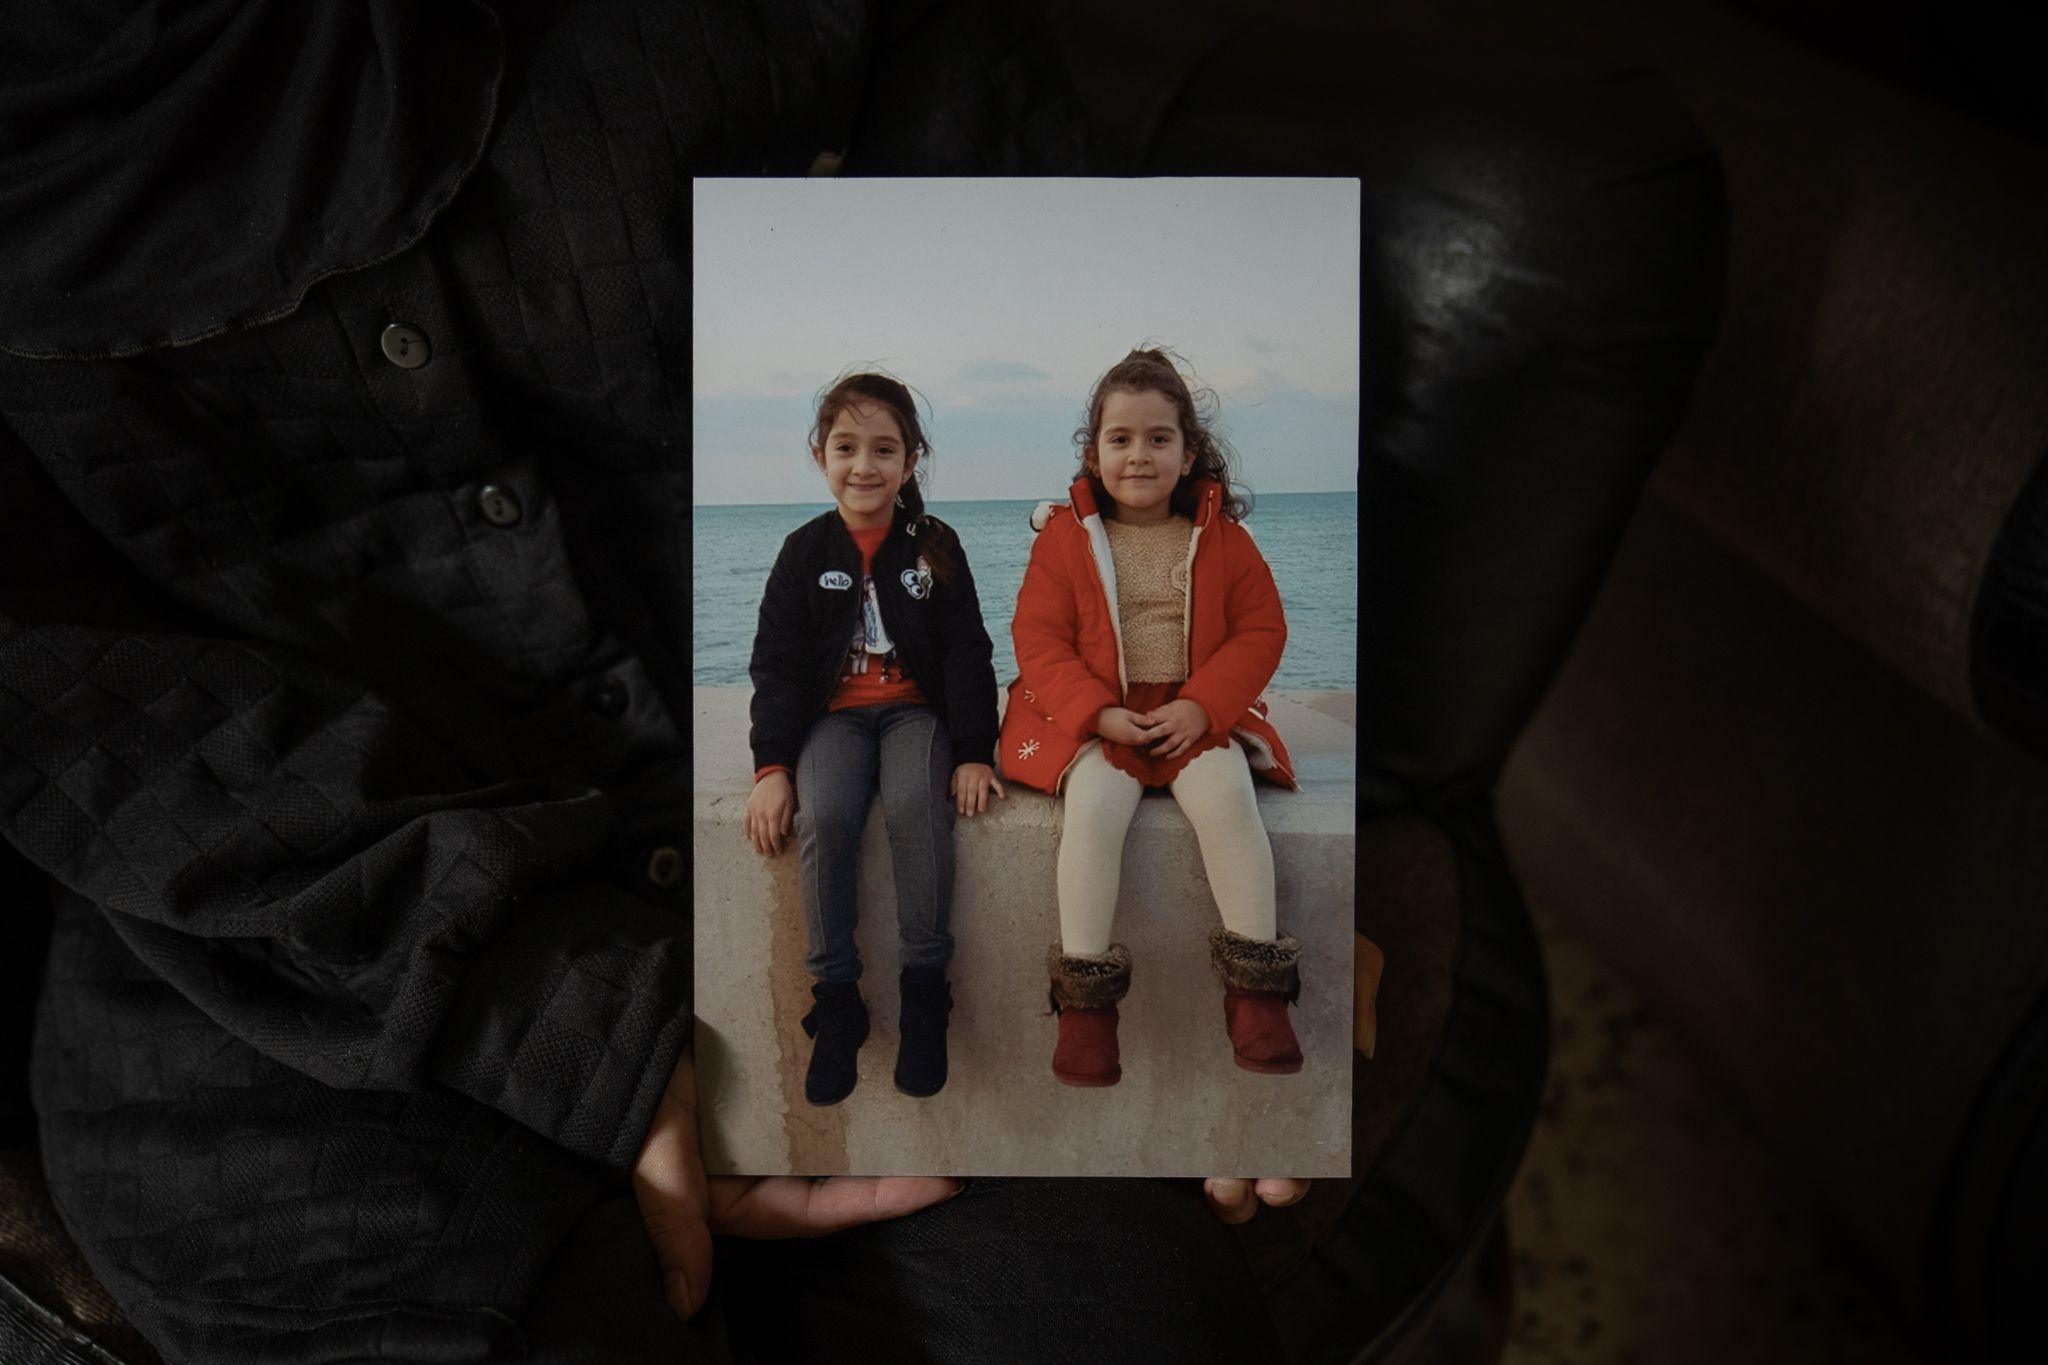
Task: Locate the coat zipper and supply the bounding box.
[815,521,867,701]
[1078,508,1129,694]
[1181,485,1210,658]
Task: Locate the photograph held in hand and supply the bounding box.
[690,176,1362,1186]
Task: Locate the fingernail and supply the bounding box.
[664,1269,698,1319]
[949,1179,970,1197]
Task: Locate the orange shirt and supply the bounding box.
[826,523,928,713]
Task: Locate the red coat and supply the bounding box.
[1003,476,1297,792]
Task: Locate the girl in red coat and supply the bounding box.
[1003,348,1303,1086]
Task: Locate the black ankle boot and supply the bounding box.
[801,980,868,1106]
[894,966,952,1098]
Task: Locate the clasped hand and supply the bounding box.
[1096,699,1211,758]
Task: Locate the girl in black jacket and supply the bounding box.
[744,373,1003,1105]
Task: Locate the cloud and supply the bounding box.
[955,358,1053,388]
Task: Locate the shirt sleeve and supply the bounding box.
[748,535,813,773]
[936,527,999,767]
[1178,527,1288,736]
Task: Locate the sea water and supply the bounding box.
[692,491,1356,691]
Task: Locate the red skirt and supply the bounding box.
[1100,680,1232,789]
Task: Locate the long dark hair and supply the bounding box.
[809,370,953,580]
[1073,347,1252,522]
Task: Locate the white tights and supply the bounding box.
[1056,740,1277,956]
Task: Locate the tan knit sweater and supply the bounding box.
[1104,515,1193,682]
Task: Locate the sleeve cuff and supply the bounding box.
[754,764,792,783]
[425,885,692,1174]
[1180,687,1233,737]
[1055,688,1119,741]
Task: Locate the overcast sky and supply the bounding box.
[693,178,1359,506]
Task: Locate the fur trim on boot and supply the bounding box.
[1046,944,1132,1087]
[1210,929,1304,1074]
[1208,927,1303,1002]
[1046,942,1133,1012]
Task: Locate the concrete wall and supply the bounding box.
[692,687,1356,1177]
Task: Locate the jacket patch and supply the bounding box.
[819,570,853,590]
[900,557,933,600]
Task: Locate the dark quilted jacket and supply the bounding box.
[0,1,1092,1359]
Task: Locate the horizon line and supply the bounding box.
[694,486,1358,510]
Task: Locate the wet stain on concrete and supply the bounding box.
[770,850,851,1174]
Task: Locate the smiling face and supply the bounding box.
[1089,387,1192,523]
[814,400,913,529]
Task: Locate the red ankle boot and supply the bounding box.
[1221,987,1304,1074]
[1209,928,1306,1075]
[1047,943,1133,1088]
[1052,1005,1123,1086]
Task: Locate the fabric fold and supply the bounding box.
[0,0,504,359]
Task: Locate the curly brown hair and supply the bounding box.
[809,370,953,580]
[1073,347,1251,522]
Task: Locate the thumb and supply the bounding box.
[633,1047,716,1319]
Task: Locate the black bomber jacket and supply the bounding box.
[748,505,1000,773]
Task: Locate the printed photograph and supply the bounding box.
[691,177,1359,1177]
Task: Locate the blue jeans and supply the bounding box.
[793,703,955,983]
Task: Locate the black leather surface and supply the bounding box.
[0,1269,127,1365]
[1928,984,2048,1364]
[1972,451,2048,764]
[1956,451,2048,1361]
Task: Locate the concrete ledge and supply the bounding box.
[693,687,1355,1176]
